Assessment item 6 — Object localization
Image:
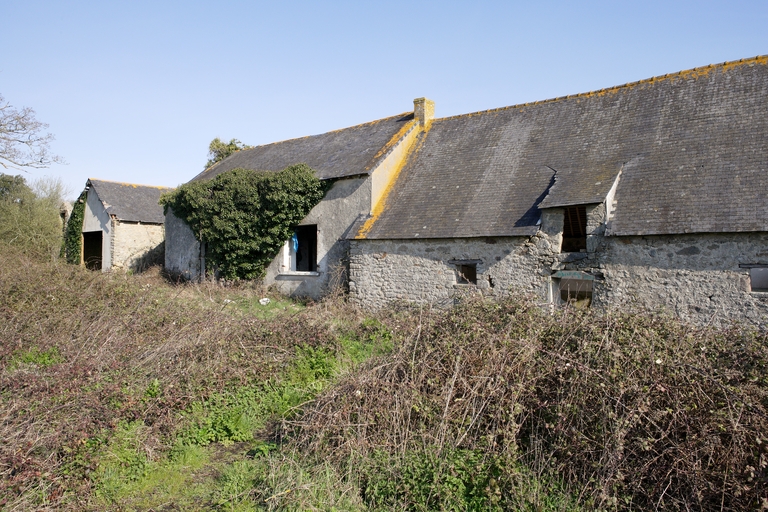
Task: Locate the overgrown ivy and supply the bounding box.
[160,164,328,280]
[63,190,86,264]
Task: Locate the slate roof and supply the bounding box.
[87,179,172,224]
[358,56,768,239]
[192,113,416,182]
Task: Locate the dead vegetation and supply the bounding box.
[287,300,768,510]
[1,247,767,510]
[0,247,361,509]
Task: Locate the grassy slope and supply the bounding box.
[1,249,767,511]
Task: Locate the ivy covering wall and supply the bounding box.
[160,164,327,280]
[63,191,86,264]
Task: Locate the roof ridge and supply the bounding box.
[435,55,768,122]
[197,111,414,177]
[236,111,413,154]
[88,178,173,190]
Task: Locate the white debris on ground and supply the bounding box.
[259,298,271,306]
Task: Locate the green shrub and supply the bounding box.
[160,165,327,280]
[0,173,66,259]
[9,346,62,369]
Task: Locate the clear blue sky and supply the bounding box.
[2,0,766,199]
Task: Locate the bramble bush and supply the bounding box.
[3,245,767,510]
[289,298,768,511]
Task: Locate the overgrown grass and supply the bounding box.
[2,247,766,510]
[0,247,388,509]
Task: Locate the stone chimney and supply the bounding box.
[413,97,435,126]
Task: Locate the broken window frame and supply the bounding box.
[456,264,477,285]
[449,259,481,286]
[561,205,587,253]
[551,271,594,308]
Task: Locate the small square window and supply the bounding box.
[750,267,768,292]
[552,274,593,308]
[456,264,477,285]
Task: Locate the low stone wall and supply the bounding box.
[111,221,165,272]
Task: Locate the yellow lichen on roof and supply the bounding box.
[365,118,416,171]
[356,123,430,239]
[437,55,768,121]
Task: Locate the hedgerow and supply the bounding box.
[160,164,327,280]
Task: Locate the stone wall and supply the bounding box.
[111,221,165,272]
[350,203,768,328]
[592,234,768,327]
[164,208,203,280]
[349,237,546,309]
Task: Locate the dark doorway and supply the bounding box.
[82,231,103,270]
[293,225,317,272]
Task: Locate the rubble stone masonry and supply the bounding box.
[350,203,768,328]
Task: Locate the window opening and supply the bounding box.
[291,225,317,272]
[750,267,768,292]
[562,205,587,253]
[551,271,593,308]
[82,231,103,271]
[456,263,477,285]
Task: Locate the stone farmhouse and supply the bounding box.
[81,179,171,272]
[166,56,768,327]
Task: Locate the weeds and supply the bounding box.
[2,247,766,510]
[8,346,62,370]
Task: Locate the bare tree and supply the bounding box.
[0,93,63,170]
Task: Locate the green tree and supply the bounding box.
[0,173,68,258]
[161,164,327,280]
[205,138,252,169]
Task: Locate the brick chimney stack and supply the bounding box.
[413,97,435,126]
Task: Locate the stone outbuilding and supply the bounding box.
[165,55,768,328]
[81,179,172,272]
